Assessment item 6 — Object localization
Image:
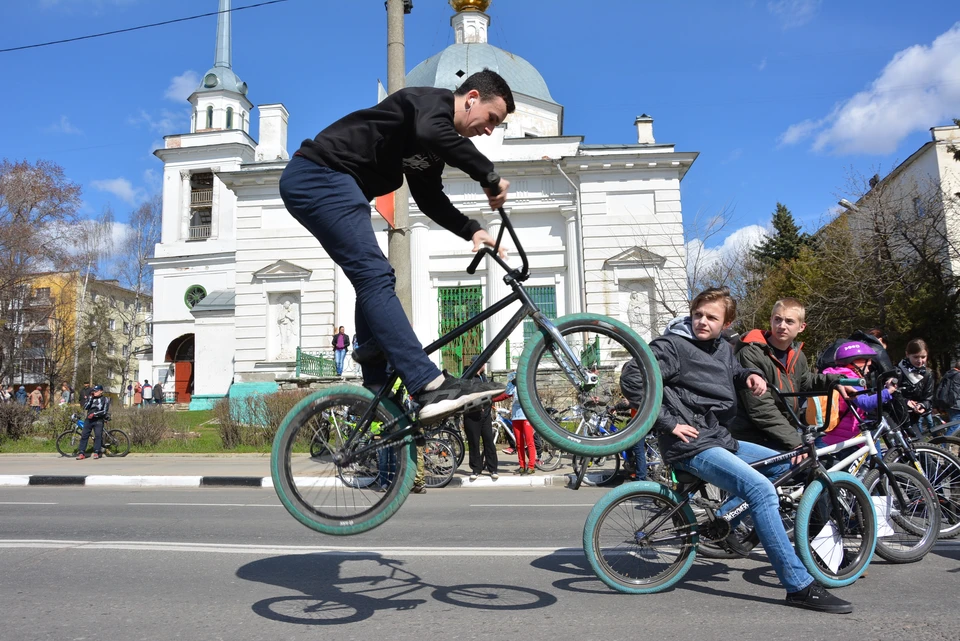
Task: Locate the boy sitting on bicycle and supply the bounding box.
[730,298,853,454]
[625,287,854,613]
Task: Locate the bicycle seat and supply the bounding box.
[671,469,699,485]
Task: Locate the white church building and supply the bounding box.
[150,0,696,409]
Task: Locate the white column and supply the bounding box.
[484,213,511,373]
[180,170,191,240]
[562,207,582,315]
[409,221,437,364]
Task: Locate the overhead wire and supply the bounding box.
[0,0,289,54]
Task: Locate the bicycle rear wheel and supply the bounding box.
[422,438,457,488]
[517,313,661,457]
[863,463,940,563]
[103,429,130,457]
[794,471,876,588]
[271,385,415,535]
[426,424,465,469]
[583,482,697,594]
[535,439,564,472]
[55,429,80,457]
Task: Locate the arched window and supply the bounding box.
[205,106,213,129]
[226,107,233,129]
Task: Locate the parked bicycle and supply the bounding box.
[55,413,130,458]
[271,206,663,535]
[583,379,878,594]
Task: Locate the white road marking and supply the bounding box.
[0,501,58,505]
[470,504,595,507]
[0,539,584,556]
[127,503,280,507]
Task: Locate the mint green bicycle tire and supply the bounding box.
[271,385,415,535]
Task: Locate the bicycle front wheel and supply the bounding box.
[794,471,876,588]
[271,385,415,535]
[583,482,697,594]
[55,429,80,457]
[517,313,661,457]
[103,429,130,457]
[863,463,940,563]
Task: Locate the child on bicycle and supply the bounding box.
[819,341,897,448]
[625,287,854,613]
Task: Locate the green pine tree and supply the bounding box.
[751,202,810,266]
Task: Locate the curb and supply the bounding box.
[0,473,576,489]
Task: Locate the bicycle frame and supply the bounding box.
[336,207,600,465]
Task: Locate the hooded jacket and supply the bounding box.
[730,329,839,451]
[649,317,762,464]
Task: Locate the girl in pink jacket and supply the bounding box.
[820,341,896,446]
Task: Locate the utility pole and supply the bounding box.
[386,0,412,320]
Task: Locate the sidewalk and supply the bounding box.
[0,454,575,489]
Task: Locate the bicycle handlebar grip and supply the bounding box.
[466,249,486,275]
[484,172,501,196]
[837,377,865,387]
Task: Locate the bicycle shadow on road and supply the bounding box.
[236,552,557,625]
[530,550,781,605]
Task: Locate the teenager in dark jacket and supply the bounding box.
[280,70,513,422]
[897,338,935,435]
[627,287,853,614]
[730,298,845,451]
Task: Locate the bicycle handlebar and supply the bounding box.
[465,207,530,280]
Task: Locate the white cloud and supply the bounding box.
[91,177,145,206]
[128,107,191,135]
[767,0,822,29]
[780,22,960,155]
[165,71,199,102]
[757,57,768,72]
[687,224,769,279]
[44,115,82,135]
[142,169,161,192]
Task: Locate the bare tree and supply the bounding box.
[109,196,160,396]
[0,159,82,384]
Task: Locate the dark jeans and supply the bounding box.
[464,408,498,474]
[78,419,104,455]
[279,155,440,393]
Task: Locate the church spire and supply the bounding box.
[214,0,232,69]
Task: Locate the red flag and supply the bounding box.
[375,192,395,229]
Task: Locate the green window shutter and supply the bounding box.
[523,286,557,343]
[438,286,483,376]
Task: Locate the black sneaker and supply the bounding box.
[785,583,853,614]
[415,376,505,423]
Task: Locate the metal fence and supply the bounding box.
[296,347,336,378]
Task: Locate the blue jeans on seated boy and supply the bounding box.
[674,440,813,593]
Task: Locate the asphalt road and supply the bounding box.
[2,485,958,641]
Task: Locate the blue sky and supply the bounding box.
[2,0,959,259]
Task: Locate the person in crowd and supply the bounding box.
[58,382,73,406]
[1,385,12,403]
[896,338,935,437]
[141,380,153,404]
[463,360,498,481]
[78,382,92,407]
[134,381,142,407]
[622,286,854,614]
[76,384,110,460]
[154,381,164,405]
[332,326,350,377]
[279,69,513,421]
[935,356,960,434]
[28,386,43,413]
[15,386,27,405]
[498,372,536,475]
[618,362,648,480]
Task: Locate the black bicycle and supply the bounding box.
[583,380,878,593]
[271,206,663,535]
[55,413,130,458]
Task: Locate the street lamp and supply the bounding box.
[838,198,860,213]
[89,341,97,387]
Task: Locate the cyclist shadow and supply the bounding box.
[531,550,782,605]
[237,552,556,625]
